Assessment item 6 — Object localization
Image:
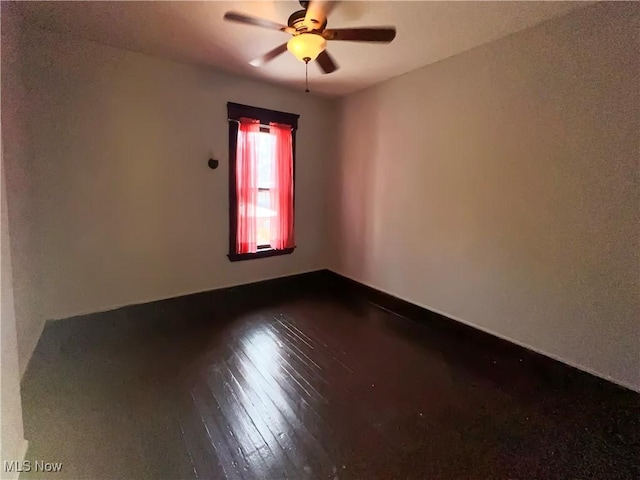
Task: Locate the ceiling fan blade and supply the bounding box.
[323,27,396,42]
[249,43,288,67]
[304,1,337,30]
[223,11,294,34]
[316,50,339,74]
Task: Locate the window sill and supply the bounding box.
[227,247,296,262]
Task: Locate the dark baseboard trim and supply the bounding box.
[323,270,638,395]
[54,269,334,322]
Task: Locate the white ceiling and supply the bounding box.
[11,1,588,97]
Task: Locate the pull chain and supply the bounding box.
[304,59,310,93]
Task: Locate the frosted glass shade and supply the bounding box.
[287,34,327,62]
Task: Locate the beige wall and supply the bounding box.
[1,8,30,470]
[1,8,45,378]
[1,134,28,478]
[330,2,640,390]
[4,27,335,371]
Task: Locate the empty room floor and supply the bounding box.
[19,285,639,479]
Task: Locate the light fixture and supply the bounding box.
[287,33,326,63]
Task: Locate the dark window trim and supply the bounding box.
[228,247,296,263]
[227,102,299,262]
[228,102,299,130]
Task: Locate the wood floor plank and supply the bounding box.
[232,337,337,476]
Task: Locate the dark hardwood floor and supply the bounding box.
[20,274,640,479]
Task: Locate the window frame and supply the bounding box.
[227,102,299,262]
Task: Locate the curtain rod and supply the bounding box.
[227,119,294,131]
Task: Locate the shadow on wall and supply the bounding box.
[333,90,381,280]
[1,7,46,376]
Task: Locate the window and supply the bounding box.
[227,102,299,262]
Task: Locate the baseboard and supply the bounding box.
[49,268,330,321]
[325,269,639,394]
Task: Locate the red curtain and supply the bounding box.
[269,122,294,250]
[236,118,260,253]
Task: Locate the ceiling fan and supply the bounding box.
[223,0,396,78]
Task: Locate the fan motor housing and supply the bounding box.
[288,9,327,32]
